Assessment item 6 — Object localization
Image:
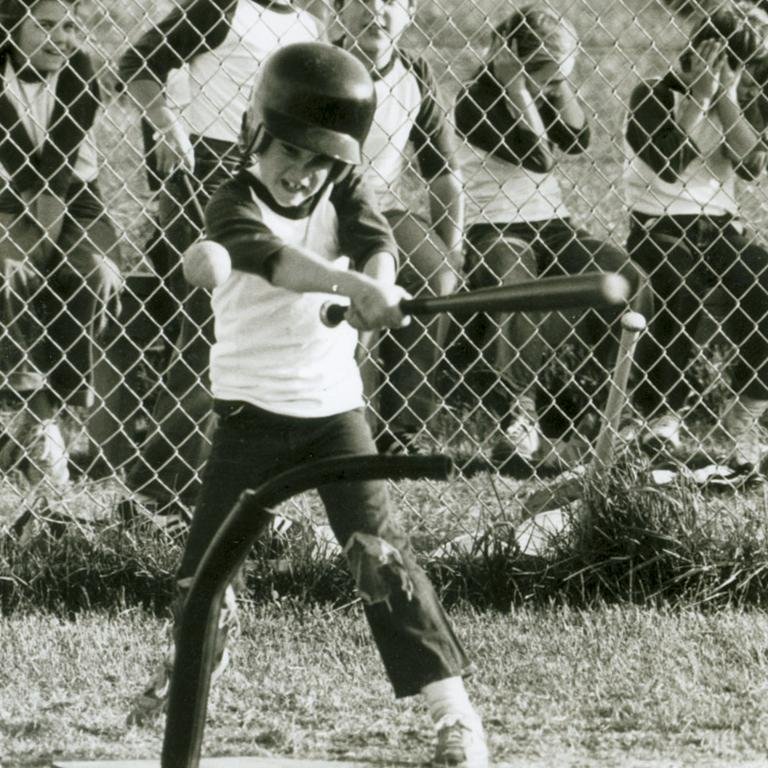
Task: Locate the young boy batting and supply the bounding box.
[0,0,121,493]
[133,42,490,768]
[625,5,768,469]
[116,0,322,523]
[335,0,464,454]
[454,4,651,470]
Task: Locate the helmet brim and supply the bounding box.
[263,108,362,165]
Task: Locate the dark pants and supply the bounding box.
[179,400,472,698]
[0,185,121,403]
[363,210,462,438]
[628,213,768,415]
[126,138,240,505]
[465,218,652,413]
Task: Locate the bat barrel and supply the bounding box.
[320,272,630,328]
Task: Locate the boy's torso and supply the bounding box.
[209,178,364,418]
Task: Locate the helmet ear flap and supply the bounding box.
[331,161,352,183]
[240,119,271,166]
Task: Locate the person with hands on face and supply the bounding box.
[455,5,651,471]
[0,0,122,494]
[131,44,491,768]
[625,5,768,471]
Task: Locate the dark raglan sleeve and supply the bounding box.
[205,178,285,280]
[329,169,398,271]
[625,77,699,183]
[118,0,232,85]
[454,68,555,174]
[406,55,458,181]
[536,92,590,155]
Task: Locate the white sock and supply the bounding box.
[422,677,478,726]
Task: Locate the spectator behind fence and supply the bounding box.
[0,0,121,494]
[334,0,464,454]
[625,5,768,470]
[454,5,652,471]
[116,0,322,524]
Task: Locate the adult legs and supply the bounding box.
[464,227,540,418]
[709,229,768,466]
[124,152,234,509]
[373,210,461,450]
[627,222,707,419]
[539,223,652,417]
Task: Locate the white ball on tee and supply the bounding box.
[182,240,232,289]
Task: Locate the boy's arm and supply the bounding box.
[329,169,398,271]
[715,62,763,179]
[206,180,406,330]
[625,78,700,182]
[538,82,590,155]
[454,70,555,174]
[407,56,464,261]
[118,0,233,174]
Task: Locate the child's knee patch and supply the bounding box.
[343,532,414,608]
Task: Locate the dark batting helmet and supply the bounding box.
[241,42,376,166]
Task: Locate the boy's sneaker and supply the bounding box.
[127,583,239,725]
[116,493,192,538]
[640,412,682,456]
[721,396,768,469]
[0,414,71,493]
[432,713,489,768]
[25,419,71,491]
[490,409,540,467]
[376,429,420,456]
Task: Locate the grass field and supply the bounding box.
[4,0,768,766]
[3,606,768,767]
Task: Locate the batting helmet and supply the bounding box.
[241,42,376,166]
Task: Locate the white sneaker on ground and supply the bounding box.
[432,713,490,768]
[491,408,541,466]
[3,414,72,493]
[721,396,768,469]
[641,412,682,454]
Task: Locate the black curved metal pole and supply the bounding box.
[161,454,454,768]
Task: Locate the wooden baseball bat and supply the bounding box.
[320,272,631,327]
[593,311,647,466]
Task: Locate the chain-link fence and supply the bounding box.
[1,0,768,531]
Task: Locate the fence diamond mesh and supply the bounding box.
[1,0,767,542]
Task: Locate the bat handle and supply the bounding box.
[320,302,349,327]
[320,298,415,328]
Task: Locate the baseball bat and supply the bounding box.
[181,172,207,227]
[593,311,647,466]
[320,272,631,327]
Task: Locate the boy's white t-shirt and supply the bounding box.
[183,3,321,143]
[210,185,363,418]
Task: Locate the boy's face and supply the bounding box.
[338,0,413,67]
[14,0,78,73]
[258,139,335,207]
